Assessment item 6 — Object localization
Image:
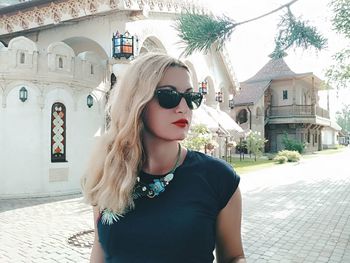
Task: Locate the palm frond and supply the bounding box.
[175,10,236,56]
[271,8,327,59]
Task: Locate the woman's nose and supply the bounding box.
[175,97,189,113]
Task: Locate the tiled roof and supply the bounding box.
[234,58,301,106]
[244,58,297,83]
[234,80,270,106]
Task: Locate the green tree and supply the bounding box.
[326,0,350,90]
[245,131,268,161]
[335,104,350,132]
[175,0,327,57]
[182,124,212,151]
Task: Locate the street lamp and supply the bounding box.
[19,87,28,102]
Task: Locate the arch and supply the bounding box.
[63,36,108,60]
[203,75,215,106]
[47,42,75,72]
[8,36,38,53]
[44,86,75,110]
[139,36,167,54]
[2,80,41,107]
[6,84,41,107]
[78,51,104,64]
[183,60,198,91]
[47,42,75,57]
[237,109,248,124]
[7,36,38,68]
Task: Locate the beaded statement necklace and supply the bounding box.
[101,143,181,225]
[133,143,181,199]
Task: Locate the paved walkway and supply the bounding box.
[0,148,349,263]
[240,147,350,263]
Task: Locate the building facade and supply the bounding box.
[0,0,241,198]
[232,57,333,153]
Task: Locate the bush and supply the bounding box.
[275,150,301,162]
[266,153,276,160]
[282,133,306,153]
[273,155,288,164]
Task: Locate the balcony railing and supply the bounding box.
[316,106,330,119]
[268,105,329,119]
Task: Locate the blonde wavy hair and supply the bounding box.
[81,52,189,215]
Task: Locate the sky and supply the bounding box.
[0,0,348,116]
[206,0,350,118]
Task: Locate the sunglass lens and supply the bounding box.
[156,90,181,109]
[185,92,203,109]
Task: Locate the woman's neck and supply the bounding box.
[142,139,183,175]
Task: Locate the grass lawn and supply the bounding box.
[228,146,348,174]
[303,146,347,159]
[228,156,276,174]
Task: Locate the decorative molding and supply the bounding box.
[0,0,205,36]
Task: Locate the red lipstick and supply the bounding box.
[172,119,188,128]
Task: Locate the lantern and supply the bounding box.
[198,81,208,94]
[19,87,28,102]
[216,91,223,103]
[112,31,136,59]
[87,94,93,108]
[229,98,235,109]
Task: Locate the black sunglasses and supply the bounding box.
[154,88,203,110]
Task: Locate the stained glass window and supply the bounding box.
[51,102,66,162]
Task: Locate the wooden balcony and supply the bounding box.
[266,104,330,125]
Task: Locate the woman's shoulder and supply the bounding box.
[186,150,234,171]
[185,150,240,210]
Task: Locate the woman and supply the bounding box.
[82,53,246,263]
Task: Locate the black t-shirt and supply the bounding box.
[98,150,240,263]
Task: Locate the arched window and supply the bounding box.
[51,102,66,162]
[111,73,117,89]
[237,109,248,124]
[20,52,25,64]
[90,64,94,75]
[58,57,63,69]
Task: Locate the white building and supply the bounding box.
[0,0,242,198]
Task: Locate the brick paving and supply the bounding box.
[0,195,92,263]
[240,147,350,263]
[0,148,349,263]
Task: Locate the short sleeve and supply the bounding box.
[189,151,241,212]
[212,160,240,210]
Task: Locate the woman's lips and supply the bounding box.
[172,119,188,128]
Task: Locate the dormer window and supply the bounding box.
[283,90,288,100]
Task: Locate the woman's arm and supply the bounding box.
[90,206,105,263]
[216,187,246,263]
